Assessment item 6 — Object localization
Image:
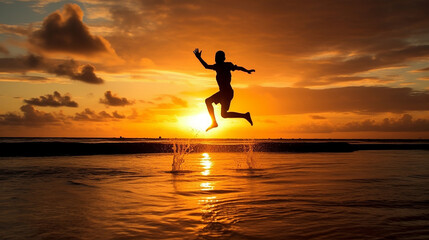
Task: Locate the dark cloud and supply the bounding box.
[49,60,103,84]
[295,114,429,133]
[0,55,104,84]
[112,111,125,118]
[0,104,65,126]
[73,108,125,121]
[28,4,115,56]
[0,54,44,72]
[99,91,134,106]
[24,91,78,107]
[73,65,103,83]
[231,86,429,115]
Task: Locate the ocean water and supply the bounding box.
[1,150,429,239]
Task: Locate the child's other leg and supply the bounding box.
[205,94,219,131]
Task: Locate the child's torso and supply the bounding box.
[215,62,233,92]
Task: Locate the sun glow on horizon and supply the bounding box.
[182,113,212,132]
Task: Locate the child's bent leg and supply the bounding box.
[221,110,245,118]
[221,108,253,126]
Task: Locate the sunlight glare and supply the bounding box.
[185,113,212,131]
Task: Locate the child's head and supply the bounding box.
[215,50,225,63]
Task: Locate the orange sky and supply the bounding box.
[1,0,429,138]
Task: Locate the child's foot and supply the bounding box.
[206,122,218,132]
[245,112,253,126]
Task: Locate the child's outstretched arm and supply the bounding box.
[236,66,255,74]
[193,48,214,70]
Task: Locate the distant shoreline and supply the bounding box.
[0,140,428,157]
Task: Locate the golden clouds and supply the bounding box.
[1,1,429,137]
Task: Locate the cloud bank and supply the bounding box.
[24,91,78,107]
[295,114,429,133]
[0,106,128,126]
[0,55,104,84]
[0,105,64,126]
[73,108,126,121]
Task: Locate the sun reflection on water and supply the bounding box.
[200,153,215,191]
[198,196,218,213]
[200,182,214,191]
[198,153,220,235]
[200,152,212,176]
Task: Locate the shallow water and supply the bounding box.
[1,150,429,239]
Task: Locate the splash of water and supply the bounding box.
[171,139,192,172]
[170,129,203,172]
[245,140,257,169]
[235,140,257,169]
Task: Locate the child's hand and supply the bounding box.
[247,69,255,74]
[193,48,202,58]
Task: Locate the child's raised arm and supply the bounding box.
[194,48,214,70]
[236,65,255,74]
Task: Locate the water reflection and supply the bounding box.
[4,151,426,239]
[200,153,215,191]
[200,152,212,176]
[198,196,218,214]
[169,152,235,238]
[198,153,227,238]
[200,182,214,191]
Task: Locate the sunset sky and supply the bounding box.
[1,0,429,138]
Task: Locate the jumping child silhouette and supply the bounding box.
[193,48,254,131]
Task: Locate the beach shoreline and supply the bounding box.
[1,139,428,157]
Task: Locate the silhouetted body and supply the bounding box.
[193,48,254,131]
